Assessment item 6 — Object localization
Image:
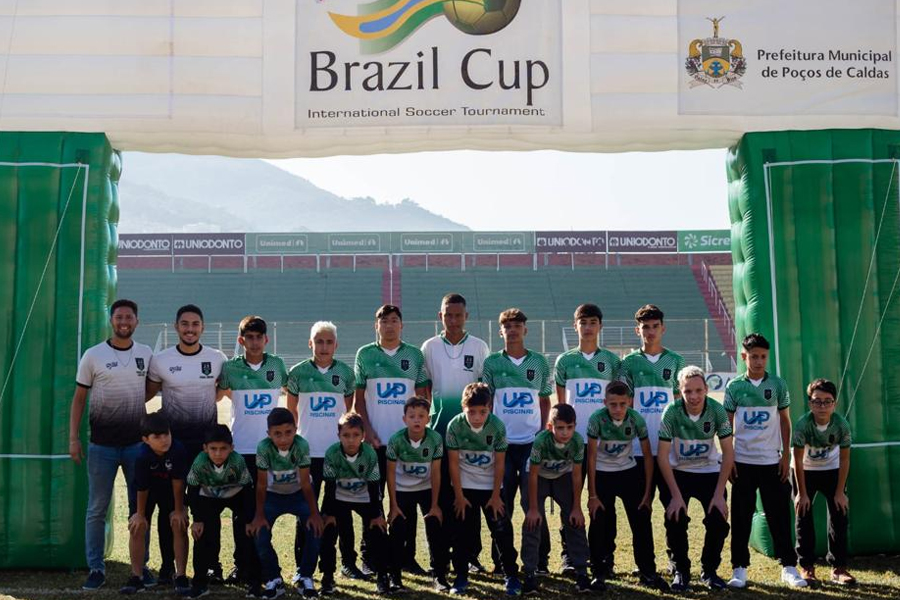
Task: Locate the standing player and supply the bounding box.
[69,299,154,591]
[724,333,806,589]
[287,322,363,581]
[555,303,620,574]
[421,293,490,573]
[146,304,226,582]
[481,308,552,572]
[217,316,288,585]
[618,304,685,509]
[657,366,734,592]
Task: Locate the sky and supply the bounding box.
[268,148,731,231]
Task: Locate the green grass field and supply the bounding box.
[2,399,898,600]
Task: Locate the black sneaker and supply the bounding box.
[174,575,191,595]
[141,568,157,589]
[468,559,486,574]
[376,573,393,595]
[534,566,550,577]
[671,571,690,593]
[522,574,539,596]
[320,575,336,596]
[561,563,577,576]
[157,569,175,586]
[118,575,144,595]
[83,570,106,591]
[589,577,607,592]
[187,585,210,599]
[208,567,224,585]
[389,574,407,593]
[226,568,244,585]
[246,583,264,599]
[341,564,370,580]
[433,576,451,592]
[638,572,669,592]
[403,560,428,576]
[701,571,728,590]
[574,574,591,594]
[361,562,376,578]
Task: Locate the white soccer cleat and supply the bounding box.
[727,567,748,589]
[781,566,808,588]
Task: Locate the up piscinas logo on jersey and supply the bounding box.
[310,396,338,412]
[502,391,534,408]
[403,464,428,476]
[542,460,567,472]
[638,390,669,408]
[743,411,770,430]
[604,443,628,455]
[329,0,521,54]
[464,452,491,466]
[808,447,830,460]
[246,393,274,410]
[679,442,710,458]
[338,480,367,492]
[575,382,603,400]
[377,382,407,399]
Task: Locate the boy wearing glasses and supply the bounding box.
[792,378,855,586]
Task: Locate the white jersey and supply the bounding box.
[148,344,226,442]
[421,333,490,434]
[76,340,154,446]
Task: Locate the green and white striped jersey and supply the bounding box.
[482,350,552,444]
[724,373,790,465]
[386,427,444,492]
[792,412,852,471]
[323,442,381,503]
[659,398,732,473]
[445,412,508,490]
[187,451,252,499]
[618,349,685,456]
[555,348,621,439]
[528,429,585,480]
[256,435,311,495]
[287,358,355,458]
[355,342,430,442]
[586,407,648,472]
[218,354,288,455]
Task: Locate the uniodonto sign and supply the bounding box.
[0,0,895,157]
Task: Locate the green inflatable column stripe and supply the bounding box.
[729,129,900,556]
[0,132,119,568]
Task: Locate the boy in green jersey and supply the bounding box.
[386,397,449,592]
[249,409,323,599]
[657,366,733,593]
[446,383,521,596]
[792,379,855,586]
[521,404,591,595]
[724,334,805,589]
[320,413,391,595]
[619,305,685,509]
[586,381,666,591]
[185,425,259,599]
[217,315,288,585]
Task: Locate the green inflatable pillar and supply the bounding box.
[728,129,900,556]
[0,132,120,568]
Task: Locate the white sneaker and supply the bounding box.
[781,566,808,588]
[728,567,748,589]
[262,577,285,598]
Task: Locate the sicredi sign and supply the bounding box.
[678,230,731,253]
[607,231,677,253]
[535,232,606,252]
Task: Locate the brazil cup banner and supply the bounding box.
[295,0,563,127]
[679,0,896,115]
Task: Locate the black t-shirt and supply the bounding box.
[134,440,189,498]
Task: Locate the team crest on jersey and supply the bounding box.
[464,355,474,369]
[663,368,672,381]
[358,464,365,473]
[266,370,275,382]
[401,359,410,371]
[423,448,430,457]
[703,421,712,434]
[527,369,535,381]
[201,361,212,376]
[135,358,145,371]
[624,426,632,436]
[486,435,494,445]
[828,434,835,444]
[764,389,773,400]
[332,375,341,386]
[598,362,605,372]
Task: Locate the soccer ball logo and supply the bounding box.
[443,0,521,35]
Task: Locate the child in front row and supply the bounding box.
[792,378,855,586]
[249,408,323,599]
[522,403,591,595]
[446,382,521,596]
[386,397,450,592]
[319,412,391,595]
[186,424,260,598]
[120,412,190,595]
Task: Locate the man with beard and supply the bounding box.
[69,299,155,591]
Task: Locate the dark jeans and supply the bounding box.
[452,488,519,579]
[731,462,795,568]
[255,491,320,582]
[793,468,848,568]
[320,500,388,577]
[659,470,729,576]
[589,466,657,577]
[192,490,260,587]
[389,489,448,578]
[497,442,548,567]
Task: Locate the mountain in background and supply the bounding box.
[117,152,467,233]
